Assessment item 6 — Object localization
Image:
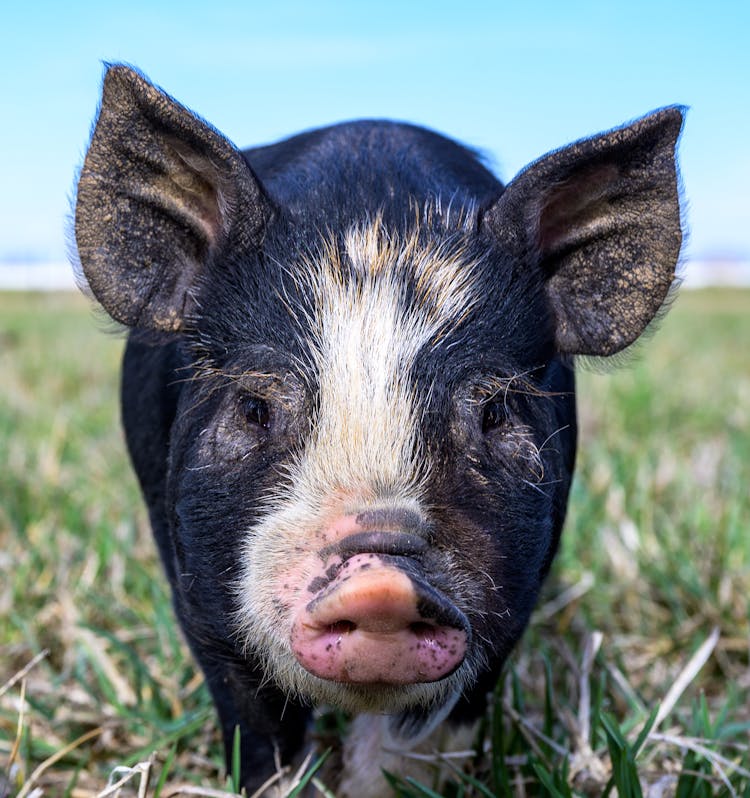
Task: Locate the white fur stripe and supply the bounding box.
[292,219,481,500]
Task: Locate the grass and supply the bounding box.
[1,288,748,797]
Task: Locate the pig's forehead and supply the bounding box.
[299,221,550,371]
[199,217,552,377]
[298,223,482,339]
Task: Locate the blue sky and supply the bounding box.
[2,0,748,265]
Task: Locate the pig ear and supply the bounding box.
[75,64,274,331]
[482,107,684,356]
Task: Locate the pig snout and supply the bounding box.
[289,531,469,685]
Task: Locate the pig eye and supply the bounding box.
[481,400,507,433]
[239,394,270,429]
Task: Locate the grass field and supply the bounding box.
[1,288,748,797]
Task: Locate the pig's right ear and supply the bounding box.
[75,65,274,332]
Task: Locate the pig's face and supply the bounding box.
[167,218,576,716]
[75,67,682,781]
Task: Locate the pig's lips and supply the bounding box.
[290,556,468,685]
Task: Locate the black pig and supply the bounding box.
[74,65,683,796]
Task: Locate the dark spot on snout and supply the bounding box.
[321,531,430,561]
[413,582,471,634]
[307,576,328,593]
[307,561,343,593]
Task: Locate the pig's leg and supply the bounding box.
[190,646,311,792]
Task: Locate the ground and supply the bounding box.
[1,288,748,797]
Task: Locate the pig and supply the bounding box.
[74,64,683,796]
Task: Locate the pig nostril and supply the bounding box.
[328,620,356,635]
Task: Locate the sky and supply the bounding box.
[2,0,748,271]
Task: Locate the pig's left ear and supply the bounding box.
[482,107,684,356]
[75,65,275,332]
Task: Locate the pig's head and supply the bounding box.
[75,67,683,724]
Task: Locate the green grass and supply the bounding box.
[1,289,748,797]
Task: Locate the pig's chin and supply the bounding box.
[289,659,470,716]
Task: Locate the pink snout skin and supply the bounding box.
[290,556,467,685]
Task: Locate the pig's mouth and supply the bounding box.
[289,532,470,686]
